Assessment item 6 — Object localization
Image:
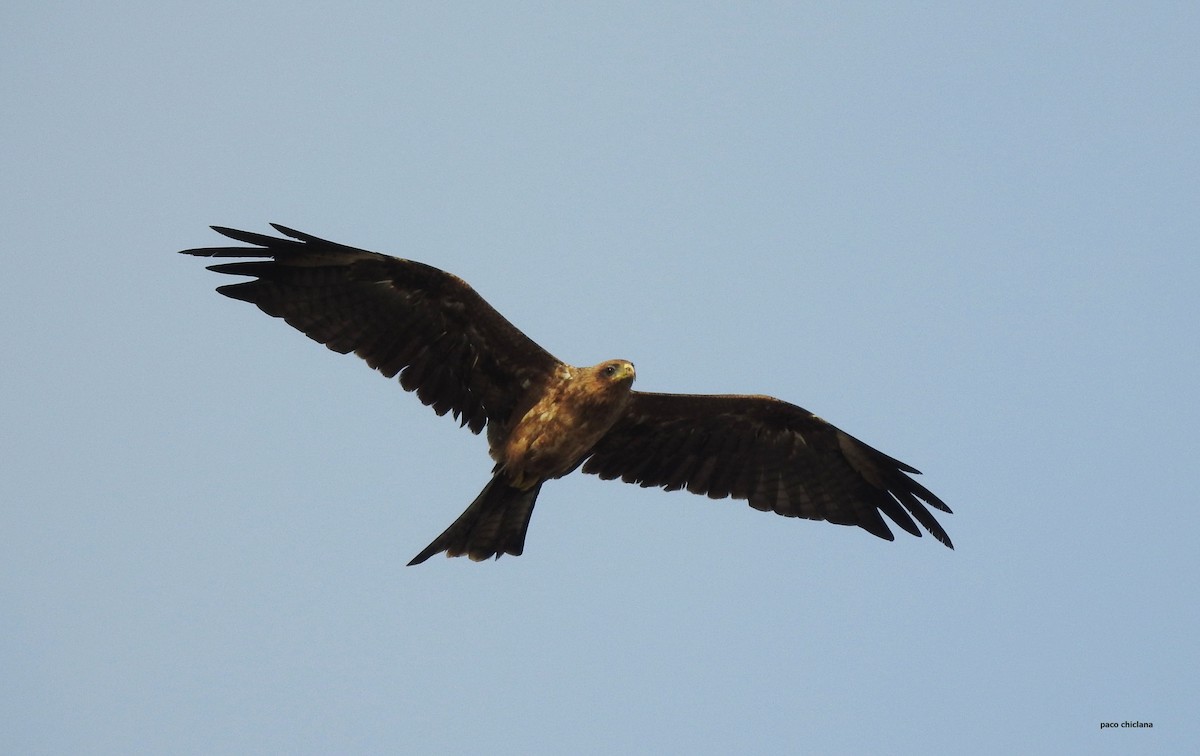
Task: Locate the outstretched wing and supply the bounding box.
[582,392,953,547]
[181,224,562,434]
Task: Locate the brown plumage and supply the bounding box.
[181,224,953,563]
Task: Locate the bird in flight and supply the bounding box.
[182,225,952,564]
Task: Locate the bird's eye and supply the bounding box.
[603,365,617,377]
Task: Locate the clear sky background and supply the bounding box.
[3,2,1196,754]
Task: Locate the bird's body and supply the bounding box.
[182,225,953,563]
[498,360,635,488]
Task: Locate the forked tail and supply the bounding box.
[407,474,543,565]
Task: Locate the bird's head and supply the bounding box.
[596,359,636,385]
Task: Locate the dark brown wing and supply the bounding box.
[581,392,953,547]
[181,224,562,434]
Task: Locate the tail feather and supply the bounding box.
[407,476,542,565]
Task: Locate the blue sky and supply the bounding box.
[3,2,1197,754]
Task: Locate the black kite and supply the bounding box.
[182,225,953,564]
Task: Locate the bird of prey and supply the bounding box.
[182,225,952,564]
